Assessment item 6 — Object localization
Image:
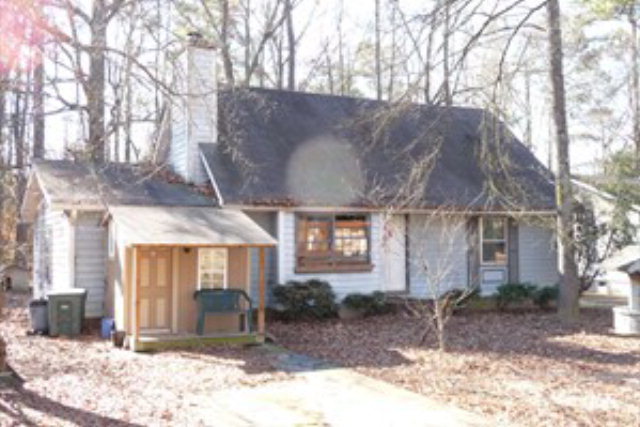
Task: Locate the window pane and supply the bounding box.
[335,215,368,260]
[298,215,332,254]
[482,242,507,264]
[198,248,227,288]
[483,218,506,240]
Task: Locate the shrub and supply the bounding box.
[341,291,394,317]
[449,287,480,308]
[272,279,337,321]
[531,285,559,309]
[495,283,536,310]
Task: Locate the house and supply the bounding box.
[572,179,640,296]
[20,36,559,350]
[0,263,30,291]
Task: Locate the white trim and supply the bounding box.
[480,216,508,266]
[108,222,116,258]
[227,204,557,216]
[50,203,106,211]
[68,210,77,288]
[197,247,228,289]
[199,150,225,205]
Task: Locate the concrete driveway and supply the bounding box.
[205,367,487,427]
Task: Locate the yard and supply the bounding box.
[271,306,640,426]
[1,290,639,426]
[0,292,290,426]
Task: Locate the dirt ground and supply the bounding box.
[271,307,640,426]
[0,292,290,426]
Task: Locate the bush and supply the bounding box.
[531,285,559,309]
[448,287,481,311]
[495,283,536,310]
[272,279,337,321]
[341,291,394,317]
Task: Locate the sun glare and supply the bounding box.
[0,0,45,73]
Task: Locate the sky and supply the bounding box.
[34,0,632,176]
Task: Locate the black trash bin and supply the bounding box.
[29,299,49,334]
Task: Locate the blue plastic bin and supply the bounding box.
[101,317,115,339]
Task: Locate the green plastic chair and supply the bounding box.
[193,288,253,335]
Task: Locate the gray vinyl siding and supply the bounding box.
[276,211,384,300]
[518,222,559,286]
[409,214,469,297]
[245,212,278,305]
[74,212,107,318]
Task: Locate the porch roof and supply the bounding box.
[109,206,276,247]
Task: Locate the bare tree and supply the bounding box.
[547,0,580,322]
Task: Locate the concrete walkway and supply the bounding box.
[203,349,488,427]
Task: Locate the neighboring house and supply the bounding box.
[572,179,640,296]
[20,36,559,350]
[0,264,30,291]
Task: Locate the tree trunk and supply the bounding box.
[12,85,24,169]
[221,0,235,87]
[0,80,5,166]
[547,0,580,322]
[442,0,452,107]
[629,9,640,170]
[374,0,382,100]
[125,54,133,163]
[524,60,532,149]
[285,0,295,91]
[387,0,397,100]
[424,22,434,103]
[33,49,45,160]
[87,0,107,163]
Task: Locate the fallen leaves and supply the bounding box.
[0,292,290,426]
[271,308,640,426]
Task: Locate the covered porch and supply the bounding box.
[108,206,276,352]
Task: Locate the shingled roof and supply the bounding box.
[200,88,556,211]
[31,160,215,208]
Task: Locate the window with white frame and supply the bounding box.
[481,217,508,265]
[198,248,228,289]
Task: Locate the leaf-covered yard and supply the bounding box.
[271,307,640,426]
[0,292,289,426]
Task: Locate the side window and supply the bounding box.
[481,217,507,265]
[198,248,228,289]
[296,213,371,272]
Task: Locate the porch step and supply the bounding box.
[134,333,262,352]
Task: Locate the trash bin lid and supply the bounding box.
[46,288,87,297]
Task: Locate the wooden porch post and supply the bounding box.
[134,246,141,347]
[258,247,266,337]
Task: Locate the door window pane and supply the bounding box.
[481,218,508,264]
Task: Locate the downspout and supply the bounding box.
[68,210,77,288]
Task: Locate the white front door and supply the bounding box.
[383,215,406,292]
